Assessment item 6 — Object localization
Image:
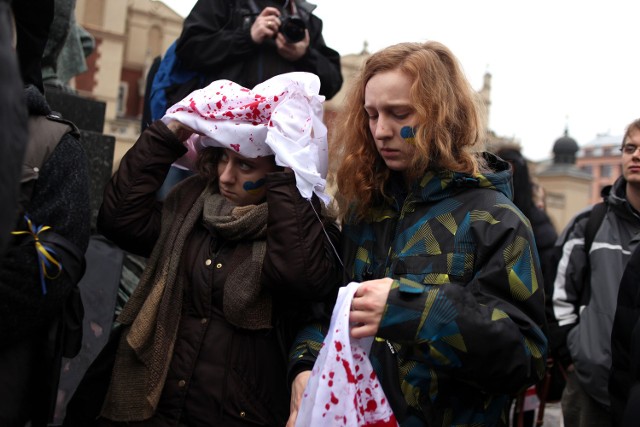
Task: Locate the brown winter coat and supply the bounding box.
[96,121,341,426]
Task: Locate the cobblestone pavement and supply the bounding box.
[512,401,563,427]
[541,402,563,427]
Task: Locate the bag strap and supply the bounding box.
[584,201,607,255]
[576,196,608,309]
[535,358,568,426]
[20,114,78,213]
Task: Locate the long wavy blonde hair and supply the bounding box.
[332,41,486,221]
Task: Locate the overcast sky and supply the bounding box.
[160,0,639,161]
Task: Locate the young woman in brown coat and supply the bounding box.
[93,73,342,427]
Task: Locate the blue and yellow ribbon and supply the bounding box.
[11,215,63,294]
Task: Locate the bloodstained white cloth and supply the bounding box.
[162,72,330,205]
[295,282,399,427]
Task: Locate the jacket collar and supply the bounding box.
[407,152,513,204]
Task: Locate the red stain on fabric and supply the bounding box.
[330,392,339,405]
[341,358,356,383]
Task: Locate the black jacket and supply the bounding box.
[0,1,28,256]
[0,86,90,426]
[175,0,343,99]
[527,206,558,315]
[610,244,640,426]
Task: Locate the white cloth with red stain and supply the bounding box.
[295,282,398,427]
[162,71,330,205]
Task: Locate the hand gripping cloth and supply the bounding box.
[295,282,399,427]
[163,71,330,205]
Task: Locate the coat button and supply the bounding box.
[201,318,208,324]
[178,380,186,388]
[205,259,212,266]
[216,263,222,269]
[240,411,246,418]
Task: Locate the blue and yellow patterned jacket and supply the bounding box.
[291,154,548,426]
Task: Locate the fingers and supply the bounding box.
[165,119,195,142]
[258,7,280,32]
[251,9,281,43]
[286,410,298,427]
[264,17,279,32]
[348,278,393,338]
[288,370,311,426]
[350,322,378,339]
[275,31,309,61]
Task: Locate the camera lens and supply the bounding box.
[280,16,306,43]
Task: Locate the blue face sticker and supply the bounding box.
[243,178,266,195]
[400,126,417,144]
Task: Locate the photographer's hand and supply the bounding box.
[251,7,281,44]
[276,30,309,61]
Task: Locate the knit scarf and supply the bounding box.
[202,192,271,330]
[102,184,270,421]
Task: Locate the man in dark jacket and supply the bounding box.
[609,165,640,427]
[0,0,28,256]
[0,1,91,425]
[176,0,343,100]
[550,118,640,427]
[157,0,344,198]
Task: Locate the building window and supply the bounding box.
[602,147,612,156]
[600,164,612,178]
[117,82,128,116]
[584,148,593,157]
[581,165,593,175]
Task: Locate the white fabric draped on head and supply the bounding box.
[163,72,330,205]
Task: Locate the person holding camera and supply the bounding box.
[175,0,343,100]
[154,0,343,200]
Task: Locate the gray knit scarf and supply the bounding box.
[202,192,271,330]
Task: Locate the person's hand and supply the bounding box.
[275,30,309,61]
[164,119,197,142]
[251,7,281,44]
[286,370,311,427]
[349,278,393,338]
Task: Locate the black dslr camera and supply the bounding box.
[279,0,306,43]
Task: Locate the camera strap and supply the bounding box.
[246,0,296,16]
[286,0,297,15]
[246,0,261,15]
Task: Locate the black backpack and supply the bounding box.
[538,197,608,404]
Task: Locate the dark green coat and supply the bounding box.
[291,154,548,427]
